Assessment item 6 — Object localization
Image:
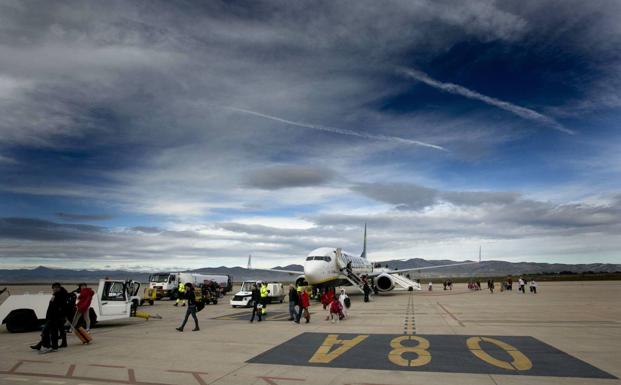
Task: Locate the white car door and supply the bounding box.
[99,281,129,317]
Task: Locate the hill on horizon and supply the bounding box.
[0,259,619,283]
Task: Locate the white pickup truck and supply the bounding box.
[0,279,142,333]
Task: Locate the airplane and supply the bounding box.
[250,224,480,294]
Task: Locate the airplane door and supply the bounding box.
[100,281,129,316]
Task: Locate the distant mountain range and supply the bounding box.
[0,259,619,283]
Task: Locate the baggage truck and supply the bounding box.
[0,279,142,333]
[148,272,232,299]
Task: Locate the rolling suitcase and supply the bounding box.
[74,326,92,344]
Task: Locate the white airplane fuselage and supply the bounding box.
[303,247,372,287]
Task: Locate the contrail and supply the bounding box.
[222,106,447,152]
[399,68,574,135]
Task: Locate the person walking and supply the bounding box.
[530,280,537,294]
[295,286,311,323]
[260,282,269,316]
[36,283,68,353]
[363,282,371,303]
[250,283,262,323]
[175,281,186,306]
[71,283,94,332]
[287,284,298,321]
[518,277,525,293]
[338,289,349,319]
[176,283,199,332]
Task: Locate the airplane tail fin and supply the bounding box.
[247,254,252,270]
[360,223,367,259]
[478,246,482,263]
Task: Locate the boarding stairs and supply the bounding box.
[336,249,366,294]
[390,274,422,291]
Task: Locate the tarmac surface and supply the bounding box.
[1,281,620,385]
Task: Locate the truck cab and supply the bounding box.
[0,279,142,333]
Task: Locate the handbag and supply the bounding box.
[196,301,205,312]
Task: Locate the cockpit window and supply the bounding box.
[310,256,332,262]
[306,257,314,261]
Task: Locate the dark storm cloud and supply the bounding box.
[245,165,336,190]
[0,217,108,241]
[130,226,163,234]
[352,182,520,210]
[56,212,113,221]
[352,183,438,210]
[348,182,621,236]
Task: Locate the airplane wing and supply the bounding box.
[261,268,304,275]
[367,260,479,277]
[245,255,303,275]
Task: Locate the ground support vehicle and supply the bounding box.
[230,281,285,308]
[148,272,233,299]
[0,279,142,333]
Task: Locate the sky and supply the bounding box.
[1,0,620,271]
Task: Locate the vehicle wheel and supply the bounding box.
[205,299,211,305]
[149,300,154,305]
[213,300,218,305]
[140,299,145,306]
[279,298,283,303]
[232,305,237,308]
[5,309,39,333]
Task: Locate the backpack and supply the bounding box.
[65,292,77,315]
[344,297,351,309]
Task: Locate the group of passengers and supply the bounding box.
[30,282,94,354]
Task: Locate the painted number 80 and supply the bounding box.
[388,335,533,371]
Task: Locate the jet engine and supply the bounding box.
[375,273,395,292]
[295,275,308,288]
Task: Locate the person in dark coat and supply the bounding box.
[287,284,298,321]
[176,283,199,332]
[363,282,371,302]
[250,284,262,322]
[32,283,68,353]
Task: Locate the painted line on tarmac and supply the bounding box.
[437,302,464,327]
[213,311,309,322]
[402,291,416,335]
[247,332,617,379]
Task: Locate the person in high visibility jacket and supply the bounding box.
[260,282,268,315]
[175,282,186,306]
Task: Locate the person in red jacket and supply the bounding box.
[295,287,311,324]
[71,283,95,332]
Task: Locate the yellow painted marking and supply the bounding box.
[388,335,431,367]
[308,334,369,364]
[466,336,533,371]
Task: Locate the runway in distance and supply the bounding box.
[254,224,480,294]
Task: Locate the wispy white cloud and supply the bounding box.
[399,68,575,135]
[0,154,18,164]
[223,106,448,152]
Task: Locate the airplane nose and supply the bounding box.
[304,263,321,285]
